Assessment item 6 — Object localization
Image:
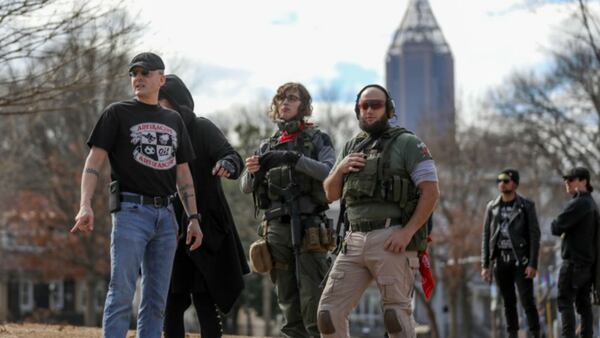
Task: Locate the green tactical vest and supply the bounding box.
[342,127,428,251]
[255,127,328,213]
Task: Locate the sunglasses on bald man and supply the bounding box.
[358,100,385,111]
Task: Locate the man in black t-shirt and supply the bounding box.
[481,169,541,338]
[71,52,202,338]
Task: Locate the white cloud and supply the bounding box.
[125,0,580,121]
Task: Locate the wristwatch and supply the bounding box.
[187,213,202,222]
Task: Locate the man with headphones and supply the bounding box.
[317,84,439,338]
[240,82,336,337]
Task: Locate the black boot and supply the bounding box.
[508,331,519,338]
[530,331,541,338]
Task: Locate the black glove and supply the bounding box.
[259,150,301,171]
[214,159,237,177]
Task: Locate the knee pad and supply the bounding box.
[384,308,414,336]
[317,310,336,334]
[384,309,403,333]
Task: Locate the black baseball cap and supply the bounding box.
[128,52,165,72]
[562,166,593,192]
[497,168,520,185]
[562,167,590,181]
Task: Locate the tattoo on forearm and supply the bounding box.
[84,167,100,177]
[177,183,193,192]
[181,190,195,212]
[178,183,195,212]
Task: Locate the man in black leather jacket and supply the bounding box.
[552,167,599,338]
[481,169,541,338]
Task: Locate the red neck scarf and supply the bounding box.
[278,121,306,143]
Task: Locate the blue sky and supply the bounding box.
[126,0,588,123]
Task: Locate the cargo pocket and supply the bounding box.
[379,276,403,303]
[325,271,345,296]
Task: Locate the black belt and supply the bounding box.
[120,193,175,208]
[350,218,402,232]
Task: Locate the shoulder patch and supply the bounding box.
[417,142,431,157]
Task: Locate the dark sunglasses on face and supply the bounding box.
[129,69,150,77]
[358,100,385,111]
[277,94,300,103]
[497,179,511,184]
[565,177,576,182]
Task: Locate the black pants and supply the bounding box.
[557,261,593,338]
[164,291,222,338]
[494,259,540,333]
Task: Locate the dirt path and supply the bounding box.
[0,323,263,338]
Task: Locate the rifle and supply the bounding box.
[278,167,303,287]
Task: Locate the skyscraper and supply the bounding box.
[386,0,455,139]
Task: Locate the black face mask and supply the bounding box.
[359,114,389,136]
[276,119,303,133]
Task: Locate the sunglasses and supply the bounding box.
[497,179,511,184]
[128,69,151,77]
[358,100,385,111]
[277,94,300,103]
[564,177,576,182]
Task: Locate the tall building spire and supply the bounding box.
[390,0,450,53]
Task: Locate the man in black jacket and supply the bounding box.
[552,167,599,338]
[481,169,541,338]
[158,75,250,338]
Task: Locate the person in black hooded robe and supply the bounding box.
[158,74,250,338]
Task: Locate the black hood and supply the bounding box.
[159,74,196,125]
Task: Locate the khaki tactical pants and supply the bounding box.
[266,218,330,338]
[317,226,420,338]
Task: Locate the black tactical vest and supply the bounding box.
[254,127,328,215]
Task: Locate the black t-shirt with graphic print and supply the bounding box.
[87,99,195,197]
[496,199,516,252]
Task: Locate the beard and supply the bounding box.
[500,187,515,194]
[359,114,390,136]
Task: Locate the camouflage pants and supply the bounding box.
[265,218,330,338]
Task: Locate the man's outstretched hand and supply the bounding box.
[71,205,94,233]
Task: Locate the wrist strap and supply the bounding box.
[188,213,202,222]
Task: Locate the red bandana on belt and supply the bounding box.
[419,236,435,300]
[278,122,306,143]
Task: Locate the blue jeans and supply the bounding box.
[102,198,178,338]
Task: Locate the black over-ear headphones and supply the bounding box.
[354,84,396,119]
